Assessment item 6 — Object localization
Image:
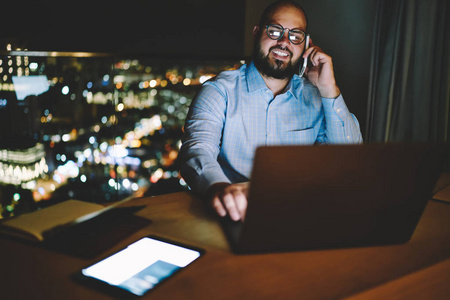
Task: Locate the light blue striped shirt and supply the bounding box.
[180,62,363,195]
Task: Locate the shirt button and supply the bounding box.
[336,108,342,113]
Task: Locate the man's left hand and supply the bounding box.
[303,39,341,99]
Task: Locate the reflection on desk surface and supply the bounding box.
[2,186,450,299]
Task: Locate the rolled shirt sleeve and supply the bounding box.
[318,94,363,144]
[179,82,231,196]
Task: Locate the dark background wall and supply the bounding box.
[1,1,245,58]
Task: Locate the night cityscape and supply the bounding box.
[0,43,243,219]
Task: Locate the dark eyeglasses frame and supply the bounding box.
[265,24,306,45]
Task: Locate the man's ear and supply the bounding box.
[253,26,260,37]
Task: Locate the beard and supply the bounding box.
[252,42,301,80]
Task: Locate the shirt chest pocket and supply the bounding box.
[283,128,316,145]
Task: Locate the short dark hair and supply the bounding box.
[258,0,308,30]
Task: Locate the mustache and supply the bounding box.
[269,46,293,57]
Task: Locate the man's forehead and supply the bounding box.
[268,6,307,29]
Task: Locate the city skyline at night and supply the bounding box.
[0,43,243,219]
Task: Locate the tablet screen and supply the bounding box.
[81,236,203,296]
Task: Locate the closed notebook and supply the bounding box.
[0,200,106,242]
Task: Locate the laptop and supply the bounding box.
[221,143,449,254]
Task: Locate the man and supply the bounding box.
[179,0,363,221]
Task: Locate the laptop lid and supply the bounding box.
[223,143,448,254]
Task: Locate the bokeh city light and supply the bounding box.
[0,43,244,219]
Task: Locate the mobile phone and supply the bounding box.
[75,235,204,297]
[299,34,310,77]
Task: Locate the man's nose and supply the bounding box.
[277,32,290,46]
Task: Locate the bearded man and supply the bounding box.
[179,0,363,221]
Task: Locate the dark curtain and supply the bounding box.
[365,0,450,142]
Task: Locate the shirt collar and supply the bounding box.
[246,61,303,101]
[246,61,270,93]
[287,75,303,101]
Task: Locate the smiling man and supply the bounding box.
[179,0,363,221]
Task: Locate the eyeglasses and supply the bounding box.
[265,24,306,45]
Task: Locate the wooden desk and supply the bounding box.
[2,175,450,300]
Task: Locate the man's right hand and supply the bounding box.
[206,182,249,221]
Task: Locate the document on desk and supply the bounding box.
[0,200,108,242]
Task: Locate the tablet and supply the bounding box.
[77,235,204,297]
